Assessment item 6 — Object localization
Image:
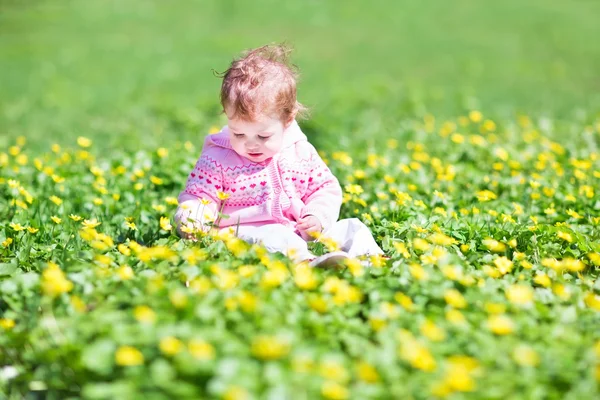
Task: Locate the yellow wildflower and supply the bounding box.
[251,335,290,360]
[444,289,467,308]
[133,305,156,324]
[487,314,515,335]
[188,339,215,360]
[506,284,534,306]
[41,262,73,297]
[159,336,183,356]
[115,346,144,366]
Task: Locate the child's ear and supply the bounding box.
[284,111,297,128]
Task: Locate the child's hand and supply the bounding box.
[296,215,322,241]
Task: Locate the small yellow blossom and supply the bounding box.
[487,314,515,335]
[77,136,92,148]
[444,289,467,308]
[159,216,172,231]
[115,346,144,366]
[0,318,16,330]
[188,339,216,360]
[159,336,183,356]
[251,335,290,360]
[506,284,534,306]
[134,305,156,324]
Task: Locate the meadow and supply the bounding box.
[1,0,600,399]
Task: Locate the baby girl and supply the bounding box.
[174,44,383,267]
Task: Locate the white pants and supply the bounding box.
[230,218,384,262]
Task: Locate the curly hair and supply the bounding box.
[217,43,308,123]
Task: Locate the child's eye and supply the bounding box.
[233,133,245,138]
[258,135,269,140]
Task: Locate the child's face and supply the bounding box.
[227,111,291,163]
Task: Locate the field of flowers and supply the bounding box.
[2,0,600,398]
[1,110,599,399]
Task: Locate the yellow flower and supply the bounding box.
[156,147,168,158]
[394,292,415,311]
[557,231,573,243]
[159,336,183,356]
[356,361,380,383]
[70,295,87,313]
[49,195,63,206]
[251,335,290,360]
[420,319,446,341]
[446,309,466,325]
[321,381,349,400]
[216,191,230,201]
[483,238,506,253]
[69,214,82,221]
[512,344,540,367]
[150,176,163,185]
[412,238,431,252]
[294,264,319,290]
[487,314,515,335]
[115,346,144,366]
[50,216,62,224]
[428,232,457,246]
[308,295,328,313]
[584,292,600,311]
[533,273,551,287]
[159,216,172,231]
[2,238,13,248]
[9,222,26,232]
[188,339,215,360]
[0,318,16,330]
[134,305,156,324]
[484,302,506,314]
[444,289,467,308]
[223,385,249,400]
[505,284,534,306]
[77,136,92,147]
[82,218,101,228]
[469,110,482,123]
[494,256,513,275]
[41,262,73,297]
[117,265,134,280]
[169,289,188,308]
[27,227,39,234]
[476,190,497,202]
[165,196,178,205]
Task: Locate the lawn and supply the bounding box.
[1,0,599,399]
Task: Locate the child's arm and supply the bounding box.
[174,150,223,238]
[299,145,343,234]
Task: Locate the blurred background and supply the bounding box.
[1,0,599,151]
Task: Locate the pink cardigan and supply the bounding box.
[175,121,342,233]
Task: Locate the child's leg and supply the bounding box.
[235,224,315,262]
[323,218,384,258]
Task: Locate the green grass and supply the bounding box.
[1,1,600,399]
[1,0,600,151]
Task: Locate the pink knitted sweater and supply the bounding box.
[175,121,342,232]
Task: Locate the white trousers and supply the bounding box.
[230,218,384,262]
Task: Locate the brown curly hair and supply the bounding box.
[217,43,308,123]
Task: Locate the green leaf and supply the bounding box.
[81,339,116,376]
[0,263,17,276]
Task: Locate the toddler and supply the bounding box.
[175,44,383,267]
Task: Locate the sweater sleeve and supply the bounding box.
[174,144,223,235]
[299,144,342,232]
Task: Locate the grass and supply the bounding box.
[1,1,599,399]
